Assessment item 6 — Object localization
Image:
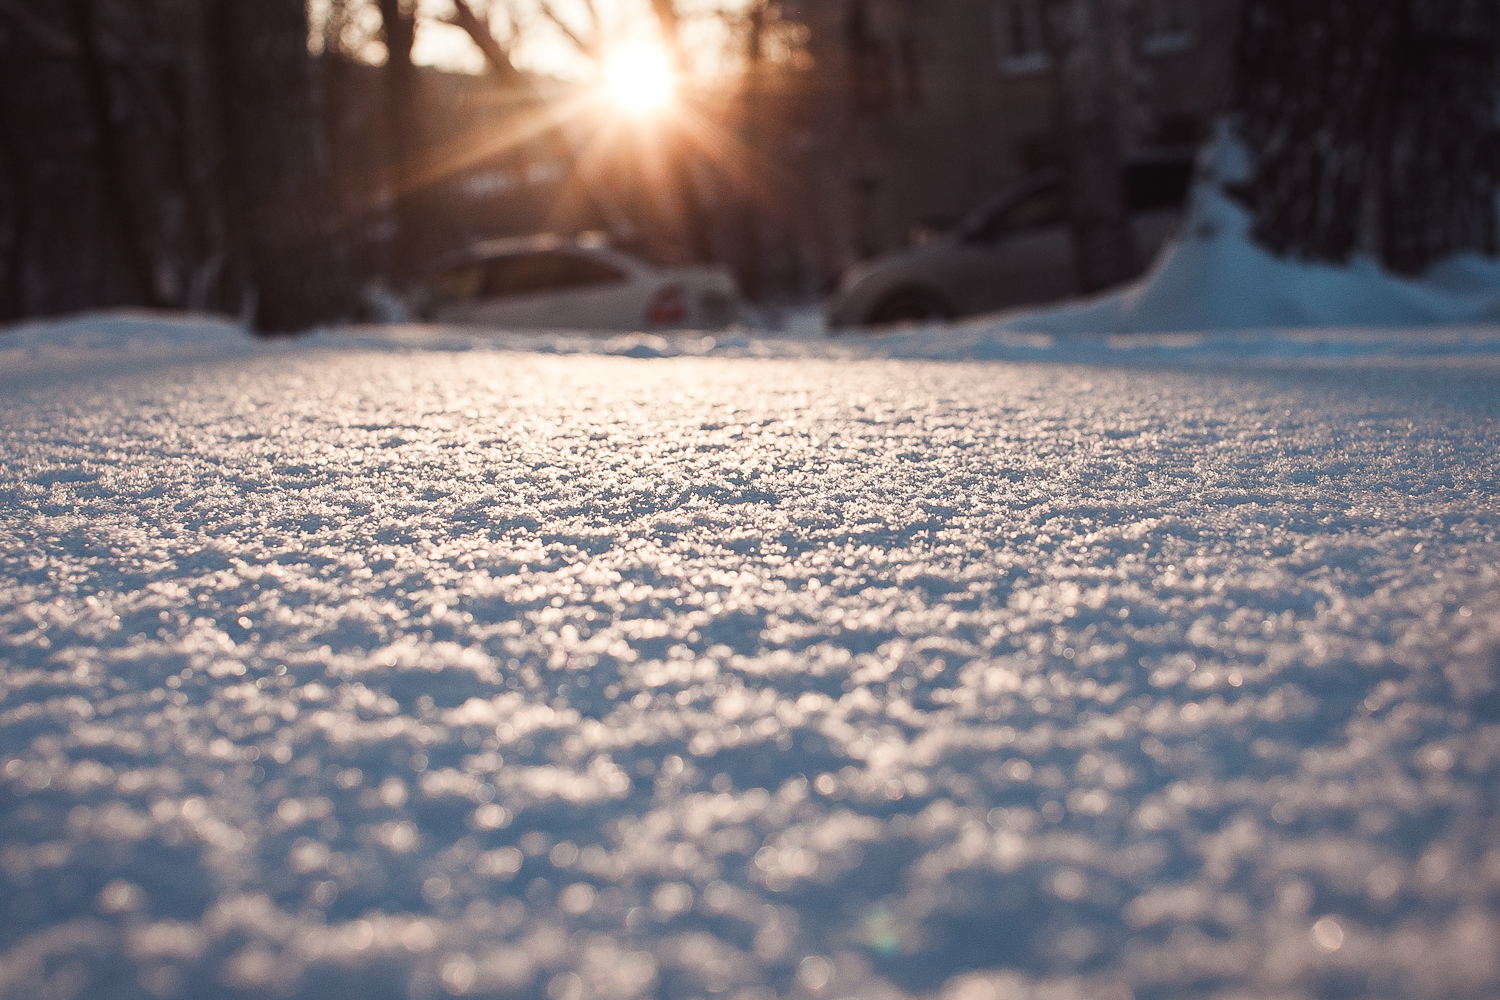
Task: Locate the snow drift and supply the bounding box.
[0,310,254,390]
[987,122,1500,335]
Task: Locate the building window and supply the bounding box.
[996,0,1049,75]
[1141,0,1194,55]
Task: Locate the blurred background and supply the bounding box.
[0,0,1493,332]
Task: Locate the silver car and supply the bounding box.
[827,154,1195,329]
[422,235,741,332]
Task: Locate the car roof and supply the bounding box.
[429,233,626,275]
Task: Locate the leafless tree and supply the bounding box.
[210,0,352,330]
[0,0,357,329]
[436,0,637,244]
[438,0,761,264]
[375,0,420,279]
[1237,0,1500,273]
[1042,0,1136,295]
[0,0,229,316]
[445,0,528,87]
[64,0,161,305]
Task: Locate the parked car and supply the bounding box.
[421,235,741,331]
[826,153,1196,329]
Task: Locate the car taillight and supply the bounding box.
[646,285,687,325]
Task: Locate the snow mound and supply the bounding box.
[0,310,253,388]
[987,123,1500,335]
[316,316,1500,371]
[313,324,777,360]
[846,322,1500,368]
[5,308,1499,382]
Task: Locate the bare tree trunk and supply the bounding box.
[648,0,714,262]
[735,0,768,301]
[209,0,349,332]
[1042,0,1135,295]
[447,0,527,88]
[64,0,161,305]
[0,0,237,319]
[0,78,28,321]
[0,3,117,315]
[377,0,419,280]
[1378,0,1499,274]
[1235,0,1394,264]
[1236,0,1499,274]
[170,0,234,311]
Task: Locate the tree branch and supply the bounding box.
[648,0,684,69]
[538,1,600,63]
[578,0,600,35]
[443,0,525,86]
[648,0,681,46]
[436,0,636,242]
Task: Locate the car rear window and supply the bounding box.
[483,251,628,298]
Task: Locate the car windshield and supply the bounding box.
[434,250,628,304]
[958,155,1193,245]
[963,181,1065,244]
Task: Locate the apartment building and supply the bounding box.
[782,0,1241,269]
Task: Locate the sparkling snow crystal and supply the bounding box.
[2,330,1498,1000]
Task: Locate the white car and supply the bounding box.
[422,235,741,331]
[827,153,1196,329]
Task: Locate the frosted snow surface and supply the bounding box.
[3,322,1500,1000]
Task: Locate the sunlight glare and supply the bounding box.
[602,42,676,115]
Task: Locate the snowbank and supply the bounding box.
[0,310,253,389]
[986,123,1500,335]
[313,317,1500,371]
[7,306,1499,381]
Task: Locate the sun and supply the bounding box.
[601,41,676,115]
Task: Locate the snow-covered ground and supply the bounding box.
[2,315,1499,1000]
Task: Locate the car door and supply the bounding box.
[517,251,642,330]
[443,251,636,330]
[947,182,1077,314]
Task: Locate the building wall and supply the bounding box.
[789,0,1241,273]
